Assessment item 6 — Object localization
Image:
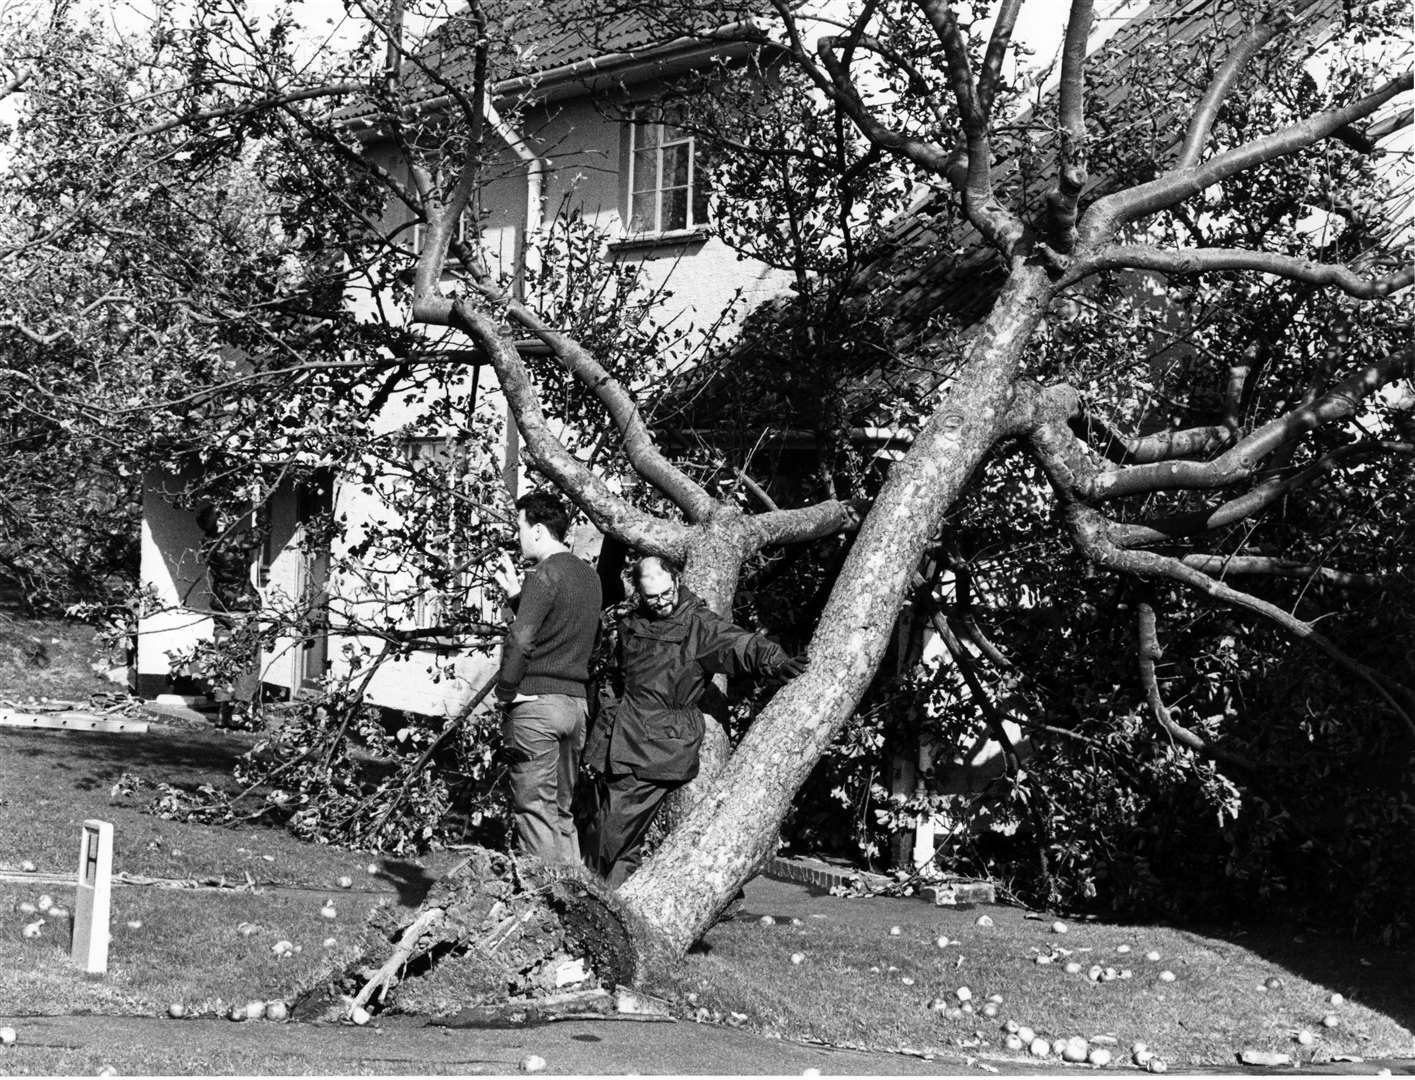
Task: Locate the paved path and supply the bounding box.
[2,1012,1411,1076]
[0,1012,951,1075]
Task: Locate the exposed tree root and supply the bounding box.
[292,847,656,1023]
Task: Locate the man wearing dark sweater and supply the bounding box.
[494,491,602,863]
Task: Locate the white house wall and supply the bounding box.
[136,470,215,701]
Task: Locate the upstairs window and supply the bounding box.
[628,119,709,235]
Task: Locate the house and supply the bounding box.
[135,0,804,715]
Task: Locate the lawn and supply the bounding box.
[2,615,1413,1074]
[665,883,1415,1068]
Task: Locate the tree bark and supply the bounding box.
[617,265,1052,955]
[663,507,756,832]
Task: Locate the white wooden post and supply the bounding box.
[72,819,113,974]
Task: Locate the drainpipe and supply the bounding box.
[483,97,545,499]
[484,97,544,302]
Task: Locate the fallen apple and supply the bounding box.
[889,925,902,936]
[19,861,35,872]
[1051,921,1068,934]
[1088,1047,1112,1066]
[0,1027,15,1045]
[955,986,972,1002]
[266,1001,289,1022]
[1035,954,1053,965]
[17,902,36,915]
[1064,961,1082,975]
[935,935,951,949]
[1029,1038,1050,1057]
[1145,950,1161,962]
[1264,976,1282,990]
[245,1000,266,1021]
[1016,1025,1036,1044]
[228,1005,246,1022]
[789,952,805,965]
[1062,1037,1089,1063]
[349,1005,370,1026]
[1296,1031,1315,1046]
[975,915,994,928]
[126,920,142,930]
[36,895,52,911]
[1321,1015,1339,1029]
[1116,945,1131,954]
[21,919,43,939]
[1329,993,1344,1006]
[1147,1058,1168,1073]
[1051,1038,1067,1056]
[1158,970,1176,983]
[322,937,337,948]
[901,976,915,986]
[167,1003,185,1019]
[760,915,775,926]
[320,902,338,920]
[987,993,1003,1004]
[1003,1020,1019,1034]
[1003,1034,1024,1052]
[519,1054,547,1073]
[337,876,353,889]
[981,1003,999,1018]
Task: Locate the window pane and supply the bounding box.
[631,190,658,233]
[663,187,688,231]
[632,148,659,194]
[663,143,690,188]
[634,122,660,149]
[660,123,689,145]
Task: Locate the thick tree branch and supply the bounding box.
[1047,0,1094,253]
[503,307,719,523]
[1136,599,1255,772]
[1062,503,1415,737]
[445,299,690,558]
[747,497,867,547]
[1073,412,1232,464]
[1081,349,1412,501]
[1175,12,1286,171]
[977,0,1024,113]
[1063,244,1415,298]
[1178,554,1383,589]
[1079,72,1413,245]
[914,0,1025,253]
[1111,439,1411,547]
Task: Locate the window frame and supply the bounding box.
[625,114,706,238]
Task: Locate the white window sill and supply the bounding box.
[608,226,713,253]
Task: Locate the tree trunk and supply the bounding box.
[618,267,1052,955]
[663,507,755,831]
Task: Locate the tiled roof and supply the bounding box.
[419,0,769,96]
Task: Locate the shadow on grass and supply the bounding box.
[369,858,441,907]
[1110,914,1415,1037]
[1,726,252,791]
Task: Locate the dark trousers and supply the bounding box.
[595,771,682,888]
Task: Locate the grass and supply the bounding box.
[663,884,1415,1067]
[0,614,119,704]
[2,614,1413,1074]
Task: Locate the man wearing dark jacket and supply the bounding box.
[585,555,806,887]
[495,491,602,864]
